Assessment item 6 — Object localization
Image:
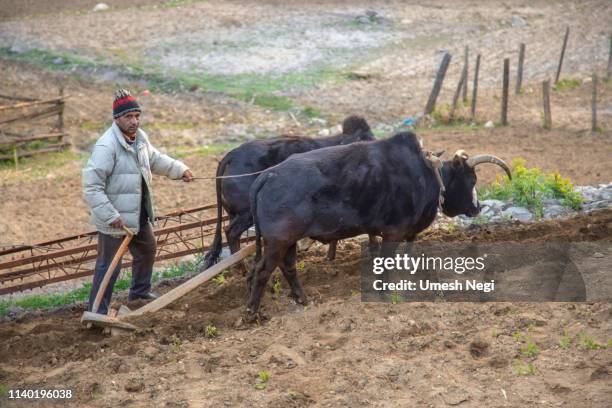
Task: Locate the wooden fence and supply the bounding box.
[0,88,70,163]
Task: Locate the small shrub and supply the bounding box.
[204,325,219,338]
[514,361,536,376]
[521,341,539,358]
[213,271,227,285]
[272,275,282,295]
[479,159,583,217]
[559,331,572,349]
[390,292,403,304]
[553,78,581,91]
[254,370,270,390]
[580,333,606,350]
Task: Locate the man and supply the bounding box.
[83,89,194,314]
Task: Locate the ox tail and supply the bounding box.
[250,173,268,263]
[202,156,229,270]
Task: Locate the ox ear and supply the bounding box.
[433,150,444,158]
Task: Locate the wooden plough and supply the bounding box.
[81,244,255,335]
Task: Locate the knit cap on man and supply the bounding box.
[113,89,141,118]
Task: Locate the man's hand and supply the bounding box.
[182,169,194,182]
[110,217,125,229]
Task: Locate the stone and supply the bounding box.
[317,129,330,137]
[502,207,534,222]
[480,199,505,211]
[124,377,144,392]
[484,120,495,129]
[511,15,527,27]
[52,57,65,65]
[93,3,109,12]
[543,205,569,219]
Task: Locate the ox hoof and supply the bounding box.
[289,292,309,305]
[241,308,268,325]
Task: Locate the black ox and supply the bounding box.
[246,131,511,315]
[203,115,375,270]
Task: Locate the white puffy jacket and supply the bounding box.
[82,122,189,235]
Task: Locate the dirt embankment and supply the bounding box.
[0,209,610,407]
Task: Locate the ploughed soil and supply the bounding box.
[1,209,610,407]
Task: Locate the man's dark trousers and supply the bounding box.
[88,222,156,315]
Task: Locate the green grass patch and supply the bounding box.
[520,340,540,358]
[579,333,607,350]
[0,383,7,397]
[0,256,202,316]
[553,78,581,92]
[79,120,108,133]
[0,150,86,183]
[479,159,583,218]
[0,46,346,113]
[170,143,239,159]
[514,361,536,376]
[148,122,198,132]
[559,331,572,349]
[0,47,96,71]
[301,106,322,118]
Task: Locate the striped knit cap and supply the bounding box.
[112,89,141,118]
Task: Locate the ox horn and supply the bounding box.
[466,155,512,179]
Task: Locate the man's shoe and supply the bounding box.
[128,292,159,301]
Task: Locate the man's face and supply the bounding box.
[115,111,141,136]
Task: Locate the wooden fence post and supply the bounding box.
[516,43,525,94]
[462,46,469,102]
[592,73,598,132]
[501,58,510,126]
[555,27,570,84]
[471,54,481,118]
[57,86,64,133]
[542,80,552,130]
[451,69,467,119]
[424,52,452,115]
[607,34,611,80]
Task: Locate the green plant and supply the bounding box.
[296,261,306,271]
[272,275,282,295]
[559,331,572,349]
[553,78,581,92]
[390,292,403,304]
[301,106,322,118]
[513,331,524,342]
[204,325,219,338]
[170,336,182,353]
[0,383,8,397]
[580,333,606,350]
[514,361,536,376]
[521,340,539,358]
[213,270,227,285]
[253,370,270,390]
[479,159,583,217]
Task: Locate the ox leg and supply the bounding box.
[224,212,253,275]
[246,241,286,316]
[326,240,338,261]
[379,239,400,300]
[280,244,307,305]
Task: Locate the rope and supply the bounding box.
[186,161,284,181]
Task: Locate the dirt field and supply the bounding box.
[1,210,611,407]
[1,1,611,407]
